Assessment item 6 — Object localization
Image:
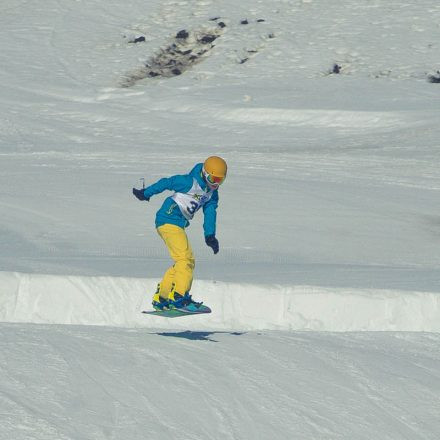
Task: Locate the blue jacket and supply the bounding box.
[143,163,219,236]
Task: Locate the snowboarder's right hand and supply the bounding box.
[132,188,150,201]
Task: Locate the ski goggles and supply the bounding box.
[202,167,226,186]
[206,173,226,185]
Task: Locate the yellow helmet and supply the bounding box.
[203,156,227,178]
[202,156,228,190]
[202,156,227,188]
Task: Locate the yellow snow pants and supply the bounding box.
[157,224,195,298]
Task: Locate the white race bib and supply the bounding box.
[172,178,214,220]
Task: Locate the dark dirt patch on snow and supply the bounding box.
[121,25,225,87]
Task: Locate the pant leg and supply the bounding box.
[157,224,195,295]
[158,266,176,298]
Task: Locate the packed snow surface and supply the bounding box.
[2,325,440,440]
[1,0,440,439]
[1,272,440,332]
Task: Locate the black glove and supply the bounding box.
[132,188,150,201]
[205,235,219,254]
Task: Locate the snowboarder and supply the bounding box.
[132,156,227,311]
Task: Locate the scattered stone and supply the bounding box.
[122,25,225,85]
[332,64,341,74]
[128,36,146,44]
[176,30,189,39]
[239,58,249,64]
[209,17,220,21]
[241,19,249,25]
[257,19,265,23]
[199,34,217,44]
[428,71,440,83]
[218,22,226,28]
[268,33,275,39]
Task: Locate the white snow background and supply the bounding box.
[1,0,440,438]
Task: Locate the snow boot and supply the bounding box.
[152,283,170,311]
[168,288,202,310]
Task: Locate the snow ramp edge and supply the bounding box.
[0,272,439,332]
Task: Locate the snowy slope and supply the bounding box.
[1,0,440,289]
[1,0,440,439]
[2,325,440,440]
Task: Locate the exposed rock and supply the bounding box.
[128,36,146,44]
[199,35,217,44]
[122,25,225,85]
[332,64,341,74]
[428,71,440,83]
[176,30,189,39]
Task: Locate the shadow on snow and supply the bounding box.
[154,330,245,342]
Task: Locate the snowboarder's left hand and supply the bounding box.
[205,235,219,254]
[132,188,150,201]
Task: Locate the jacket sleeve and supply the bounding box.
[203,191,219,237]
[143,175,193,199]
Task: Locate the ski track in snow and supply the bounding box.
[1,326,440,440]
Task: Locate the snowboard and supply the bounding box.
[142,303,211,318]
